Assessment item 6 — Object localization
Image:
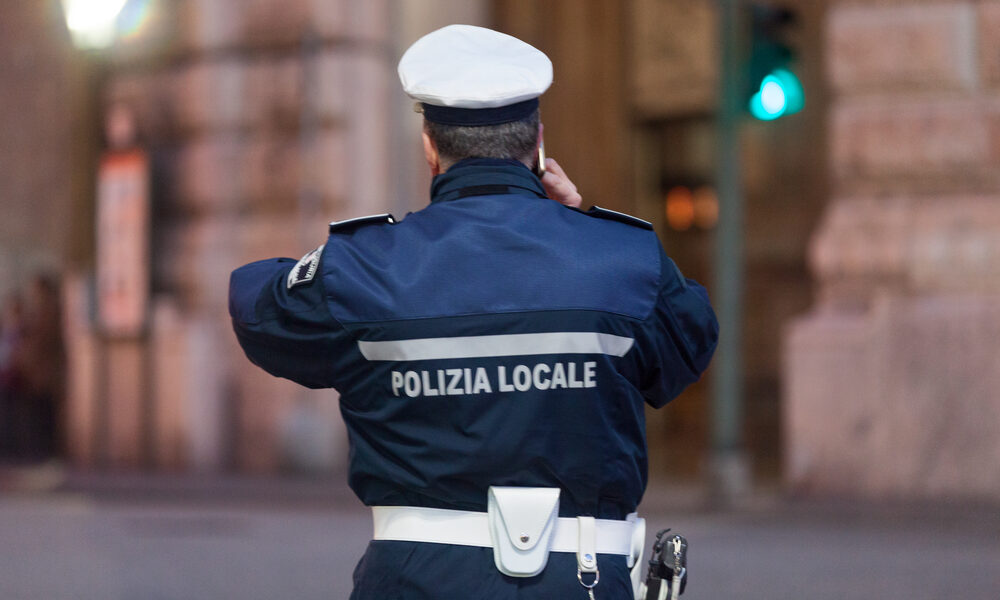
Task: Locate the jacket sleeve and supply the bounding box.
[228,255,353,390]
[631,248,719,408]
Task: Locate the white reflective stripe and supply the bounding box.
[358,332,634,361]
[371,506,635,556]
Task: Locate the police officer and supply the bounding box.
[230,24,717,600]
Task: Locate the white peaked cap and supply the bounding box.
[398,24,552,125]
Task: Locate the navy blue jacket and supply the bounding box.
[229,158,717,598]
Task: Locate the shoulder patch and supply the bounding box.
[585,206,653,230]
[287,245,325,289]
[328,213,396,234]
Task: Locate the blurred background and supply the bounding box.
[1,1,999,598]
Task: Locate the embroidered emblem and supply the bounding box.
[287,245,325,289]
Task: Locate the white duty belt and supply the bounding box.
[371,487,647,599]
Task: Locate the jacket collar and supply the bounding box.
[430,158,548,204]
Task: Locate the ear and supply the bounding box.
[422,131,441,176]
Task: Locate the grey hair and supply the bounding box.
[424,109,540,170]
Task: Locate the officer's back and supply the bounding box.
[326,158,681,518]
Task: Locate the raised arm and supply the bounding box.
[229,251,352,390]
[630,249,719,408]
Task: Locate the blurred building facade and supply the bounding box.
[785,1,1000,502]
[0,0,997,503]
[66,0,493,473]
[0,3,81,291]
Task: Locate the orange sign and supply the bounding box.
[96,149,150,337]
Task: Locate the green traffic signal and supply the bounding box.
[745,3,803,121]
[748,68,804,121]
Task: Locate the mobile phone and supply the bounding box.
[533,139,546,178]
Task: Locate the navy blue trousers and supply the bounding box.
[350,541,634,599]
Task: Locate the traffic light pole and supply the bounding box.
[711,0,750,504]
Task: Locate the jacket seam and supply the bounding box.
[641,233,665,324]
[335,307,648,328]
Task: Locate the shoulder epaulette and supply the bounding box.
[585,206,653,230]
[328,213,396,234]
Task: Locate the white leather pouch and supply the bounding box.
[487,486,560,577]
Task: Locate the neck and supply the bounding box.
[429,158,547,204]
[440,156,531,173]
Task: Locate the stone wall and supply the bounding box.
[784,1,1000,501]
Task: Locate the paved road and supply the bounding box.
[0,476,997,599]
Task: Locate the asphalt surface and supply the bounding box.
[0,470,998,599]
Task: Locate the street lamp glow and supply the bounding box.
[62,0,128,49]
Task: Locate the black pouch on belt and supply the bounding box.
[643,530,687,600]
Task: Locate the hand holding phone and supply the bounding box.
[539,156,582,209]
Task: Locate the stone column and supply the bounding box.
[95,0,401,472]
[784,1,1000,501]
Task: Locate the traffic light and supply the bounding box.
[746,3,803,121]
